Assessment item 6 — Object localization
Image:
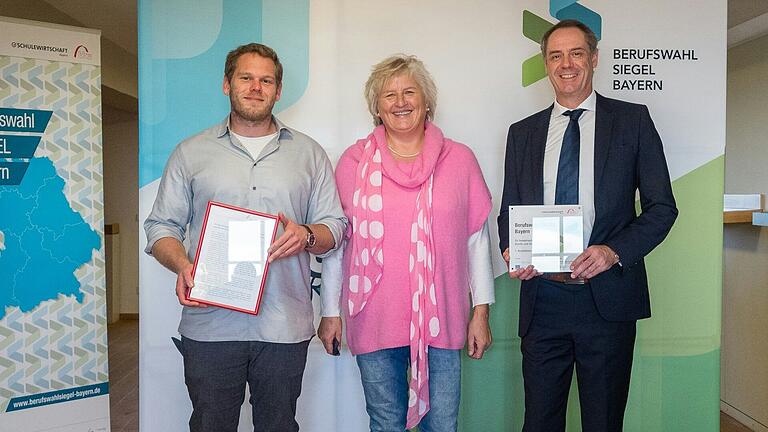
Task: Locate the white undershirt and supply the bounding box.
[231,130,279,160]
[543,91,597,248]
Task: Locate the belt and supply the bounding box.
[539,273,588,284]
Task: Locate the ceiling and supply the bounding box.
[729,0,768,28]
[42,0,137,56]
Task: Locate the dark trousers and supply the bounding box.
[180,337,310,432]
[521,279,636,432]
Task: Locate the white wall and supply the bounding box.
[103,105,139,315]
[723,32,768,429]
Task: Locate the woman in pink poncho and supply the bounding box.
[318,54,496,432]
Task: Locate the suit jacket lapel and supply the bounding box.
[593,93,613,200]
[531,105,553,204]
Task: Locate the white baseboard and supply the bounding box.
[721,401,768,432]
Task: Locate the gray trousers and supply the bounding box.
[179,336,310,432]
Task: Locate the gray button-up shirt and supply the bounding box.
[144,116,346,343]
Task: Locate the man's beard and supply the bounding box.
[230,93,275,123]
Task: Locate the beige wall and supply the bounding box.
[103,106,139,314]
[723,33,768,428]
[0,1,137,99]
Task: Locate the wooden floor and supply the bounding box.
[107,319,139,432]
[106,319,755,432]
[723,411,757,432]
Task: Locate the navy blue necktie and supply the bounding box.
[555,109,585,205]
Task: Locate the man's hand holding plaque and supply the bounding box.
[507,205,584,274]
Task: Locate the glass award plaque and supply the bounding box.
[508,205,584,273]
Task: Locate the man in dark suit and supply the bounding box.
[497,19,678,432]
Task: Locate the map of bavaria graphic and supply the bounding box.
[0,157,100,319]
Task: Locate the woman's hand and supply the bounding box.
[318,316,343,356]
[467,304,491,359]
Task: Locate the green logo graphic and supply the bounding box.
[522,1,602,86]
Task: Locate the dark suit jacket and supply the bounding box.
[498,93,678,337]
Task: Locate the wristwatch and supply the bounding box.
[301,224,316,249]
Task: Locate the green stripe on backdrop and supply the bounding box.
[458,156,724,431]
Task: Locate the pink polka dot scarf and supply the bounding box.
[347,122,447,429]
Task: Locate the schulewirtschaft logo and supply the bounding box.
[74,44,92,59]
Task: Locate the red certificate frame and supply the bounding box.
[187,201,279,314]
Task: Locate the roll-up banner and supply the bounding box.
[139,1,724,430]
[0,16,109,432]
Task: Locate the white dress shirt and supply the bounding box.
[543,91,597,249]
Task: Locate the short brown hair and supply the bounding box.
[224,43,283,85]
[364,54,437,126]
[540,19,598,57]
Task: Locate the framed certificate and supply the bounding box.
[188,201,279,314]
[508,205,584,273]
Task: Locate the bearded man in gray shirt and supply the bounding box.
[144,43,346,432]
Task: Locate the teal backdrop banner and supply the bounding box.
[139,1,725,431]
[138,0,309,187]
